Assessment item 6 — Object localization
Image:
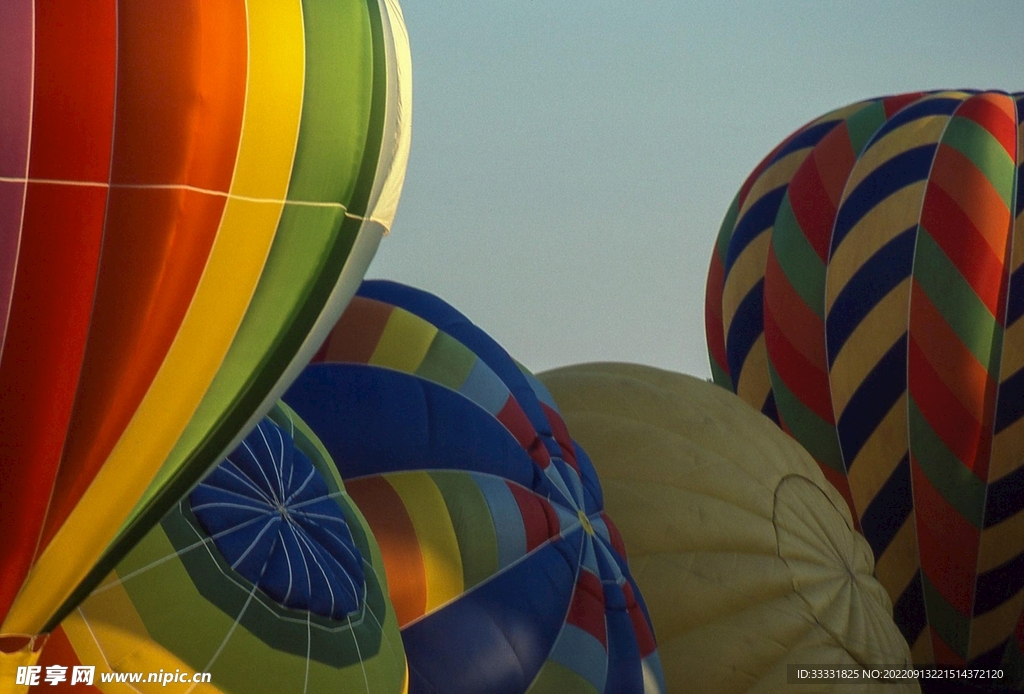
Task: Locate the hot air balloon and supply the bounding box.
[29,404,407,694]
[705,90,1024,678]
[284,280,667,694]
[0,0,411,674]
[538,362,917,694]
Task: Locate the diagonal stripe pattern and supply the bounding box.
[705,90,1024,679]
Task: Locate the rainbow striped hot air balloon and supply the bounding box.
[0,0,411,676]
[705,90,1024,679]
[284,280,666,694]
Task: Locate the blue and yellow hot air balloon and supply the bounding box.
[285,280,667,694]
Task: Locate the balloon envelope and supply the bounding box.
[285,280,666,694]
[704,90,1024,676]
[0,0,411,659]
[32,404,407,694]
[539,362,917,694]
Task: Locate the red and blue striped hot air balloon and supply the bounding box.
[705,90,1024,681]
[284,280,666,694]
[0,0,411,672]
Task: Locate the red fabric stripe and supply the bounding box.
[540,402,578,472]
[601,512,628,561]
[347,476,427,627]
[705,251,729,379]
[28,1,116,182]
[954,93,1017,160]
[920,167,1007,315]
[315,297,394,364]
[818,463,860,531]
[497,397,550,468]
[789,145,839,263]
[0,184,107,627]
[908,335,990,481]
[763,248,832,422]
[566,569,607,648]
[908,283,992,478]
[811,121,857,213]
[882,92,927,119]
[507,483,559,551]
[911,455,980,618]
[42,0,249,547]
[623,581,657,658]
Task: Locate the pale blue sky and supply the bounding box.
[370,1,1022,377]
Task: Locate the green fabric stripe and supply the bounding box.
[845,99,888,156]
[908,398,986,529]
[767,361,844,472]
[430,471,499,591]
[941,117,1015,209]
[715,192,740,265]
[709,359,733,392]
[772,193,826,319]
[417,331,477,391]
[914,229,1003,375]
[526,659,600,694]
[1002,637,1024,689]
[921,571,970,660]
[290,0,375,205]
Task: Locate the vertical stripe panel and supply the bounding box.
[6,0,307,636]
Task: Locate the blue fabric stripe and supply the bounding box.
[831,146,934,252]
[859,454,912,559]
[725,279,765,387]
[863,96,961,150]
[760,388,779,425]
[459,358,509,415]
[473,473,529,569]
[401,538,577,694]
[724,187,786,275]
[835,335,908,467]
[283,364,540,492]
[1006,266,1024,326]
[973,549,1024,616]
[995,367,1024,436]
[983,456,1024,528]
[548,623,608,692]
[893,569,927,647]
[603,582,645,693]
[574,442,604,515]
[771,119,840,163]
[826,227,916,366]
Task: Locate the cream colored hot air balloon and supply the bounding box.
[538,362,917,694]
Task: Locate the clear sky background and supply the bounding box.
[369,0,1023,378]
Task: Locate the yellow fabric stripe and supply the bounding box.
[736,149,807,221]
[873,514,919,612]
[846,392,907,520]
[842,114,948,195]
[990,414,1024,487]
[825,184,923,315]
[370,307,438,373]
[910,628,934,666]
[386,472,464,615]
[999,317,1024,381]
[721,232,770,340]
[4,0,307,635]
[968,587,1024,660]
[829,278,910,417]
[978,509,1024,574]
[735,335,771,412]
